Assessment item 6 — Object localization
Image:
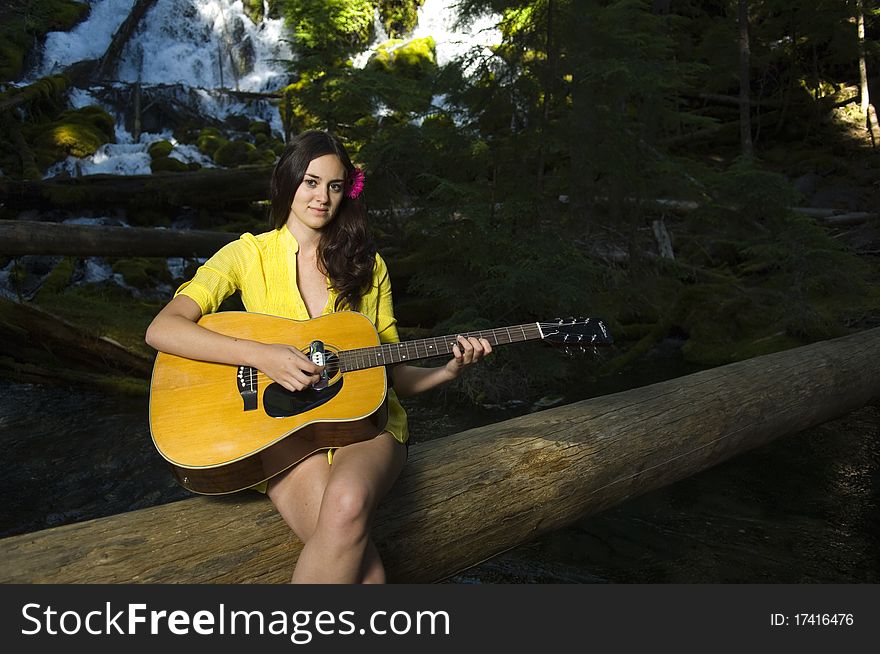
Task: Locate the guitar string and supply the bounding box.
[239,321,607,384]
[244,324,540,382]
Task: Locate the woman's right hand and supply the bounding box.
[252,342,324,392]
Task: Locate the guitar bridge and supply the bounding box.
[237,366,258,411]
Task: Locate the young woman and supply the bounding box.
[145,130,491,583]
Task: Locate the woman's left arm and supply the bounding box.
[390,335,492,398]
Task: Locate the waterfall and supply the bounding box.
[352,0,501,70]
[413,0,501,68]
[26,0,500,180]
[30,0,292,92]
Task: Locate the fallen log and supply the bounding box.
[0,220,238,257]
[0,75,71,114]
[0,165,273,212]
[819,212,877,226]
[0,297,154,378]
[1,326,878,583]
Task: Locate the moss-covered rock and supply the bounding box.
[389,36,436,80]
[214,139,257,167]
[150,155,194,173]
[248,120,272,139]
[27,105,116,170]
[247,147,277,166]
[147,140,174,159]
[196,128,226,156]
[111,257,172,290]
[367,35,440,80]
[38,256,77,295]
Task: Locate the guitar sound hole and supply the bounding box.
[263,351,343,418]
[323,351,340,378]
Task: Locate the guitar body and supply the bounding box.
[149,311,388,495]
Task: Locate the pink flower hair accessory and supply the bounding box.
[347,167,365,199]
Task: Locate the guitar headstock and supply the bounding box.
[539,317,614,348]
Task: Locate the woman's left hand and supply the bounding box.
[445,335,493,379]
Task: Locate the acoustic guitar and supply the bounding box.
[149,310,613,494]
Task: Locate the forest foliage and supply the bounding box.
[2,0,880,403]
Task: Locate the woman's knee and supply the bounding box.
[319,480,375,538]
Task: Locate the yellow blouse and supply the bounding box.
[175,226,409,447]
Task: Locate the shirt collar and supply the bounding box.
[279,224,300,254]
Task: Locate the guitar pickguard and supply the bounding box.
[262,350,343,418]
[263,380,344,418]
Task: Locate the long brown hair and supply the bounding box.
[270,131,376,312]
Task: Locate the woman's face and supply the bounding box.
[287,154,347,234]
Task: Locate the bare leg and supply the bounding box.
[267,433,406,583]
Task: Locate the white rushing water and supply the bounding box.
[413,0,501,68]
[353,0,501,69]
[31,0,292,92]
[26,0,501,179]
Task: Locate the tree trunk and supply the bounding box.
[535,0,555,193]
[856,0,879,146]
[1,327,878,583]
[95,0,160,81]
[0,220,238,257]
[566,5,595,231]
[738,0,753,156]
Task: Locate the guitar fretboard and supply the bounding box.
[338,323,543,372]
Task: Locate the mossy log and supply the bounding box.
[0,220,237,257]
[0,166,273,212]
[1,326,879,583]
[0,297,153,378]
[0,75,70,114]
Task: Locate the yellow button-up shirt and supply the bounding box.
[175,226,409,446]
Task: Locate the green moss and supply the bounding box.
[196,128,226,156]
[27,105,115,170]
[242,0,265,23]
[31,285,162,359]
[150,155,193,173]
[147,140,174,159]
[247,147,277,166]
[39,257,77,294]
[111,258,172,290]
[283,0,375,55]
[378,0,424,38]
[0,75,70,116]
[389,36,437,80]
[213,139,257,167]
[248,121,272,138]
[366,36,438,80]
[367,39,404,73]
[0,1,89,82]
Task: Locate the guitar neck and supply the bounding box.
[338,323,543,372]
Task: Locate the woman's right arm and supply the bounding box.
[145,295,322,392]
